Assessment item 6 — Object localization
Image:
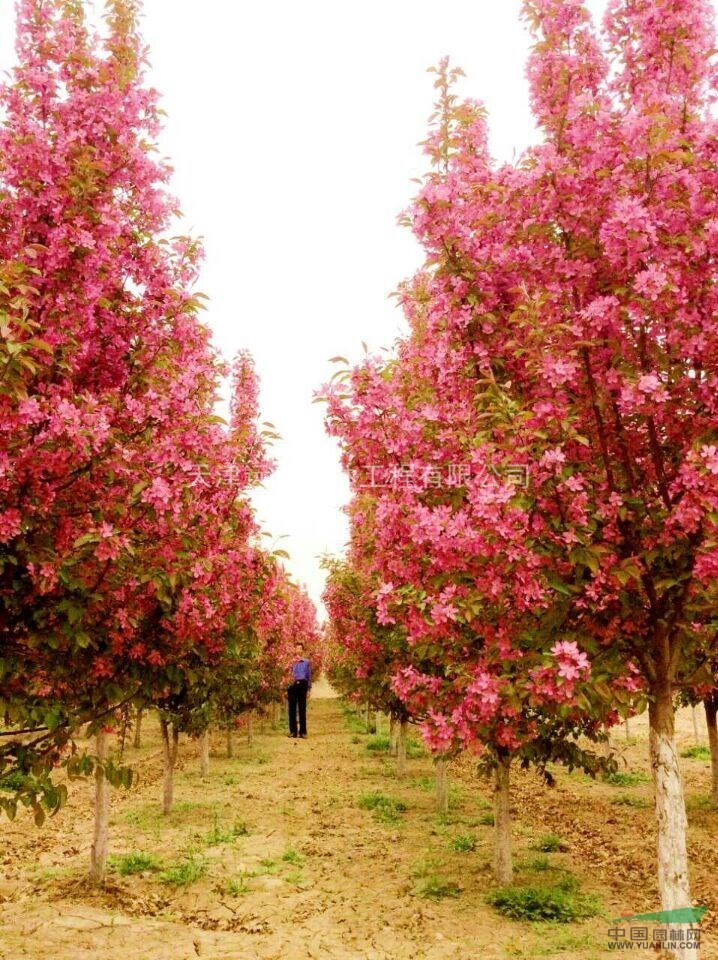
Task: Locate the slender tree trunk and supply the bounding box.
[199,729,210,777]
[648,678,691,911]
[273,701,281,728]
[397,719,408,778]
[159,716,179,815]
[133,709,143,749]
[493,753,512,886]
[435,755,449,815]
[246,711,254,746]
[389,715,398,756]
[691,704,702,747]
[704,695,718,809]
[364,701,376,734]
[89,730,110,886]
[624,716,631,740]
[226,726,234,759]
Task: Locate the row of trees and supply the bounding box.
[0,0,322,885]
[321,0,718,913]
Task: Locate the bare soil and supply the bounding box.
[1,689,716,960]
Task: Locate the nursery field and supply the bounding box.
[0,690,716,960]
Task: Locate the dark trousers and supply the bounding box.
[287,680,308,736]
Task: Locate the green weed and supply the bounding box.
[357,791,407,824]
[532,833,569,853]
[0,770,28,792]
[487,881,600,922]
[281,847,305,866]
[223,871,254,896]
[450,833,476,853]
[108,851,161,875]
[204,814,248,846]
[613,794,650,808]
[157,853,207,887]
[602,770,648,787]
[526,855,551,872]
[416,875,461,899]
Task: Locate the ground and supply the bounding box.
[1,685,716,960]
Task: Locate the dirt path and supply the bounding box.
[1,695,716,960]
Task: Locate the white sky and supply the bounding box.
[0,0,610,612]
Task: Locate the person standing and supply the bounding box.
[287,642,312,739]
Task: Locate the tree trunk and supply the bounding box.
[246,711,254,746]
[397,719,408,778]
[159,716,179,815]
[389,715,398,756]
[364,701,376,734]
[435,755,449,815]
[133,708,143,749]
[704,695,718,809]
[199,729,210,777]
[691,704,702,746]
[648,680,691,911]
[493,753,513,886]
[226,726,234,759]
[89,730,110,886]
[624,716,631,740]
[273,701,281,728]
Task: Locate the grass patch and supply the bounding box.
[413,776,433,791]
[358,791,407,824]
[433,812,463,831]
[0,770,29,792]
[487,879,600,923]
[478,811,495,826]
[223,871,254,896]
[236,751,269,765]
[613,794,651,808]
[450,833,476,853]
[258,857,280,875]
[532,833,569,853]
[681,745,710,760]
[366,735,391,753]
[526,855,552,872]
[281,847,305,866]
[157,853,207,887]
[284,870,305,885]
[416,875,461,900]
[342,706,369,735]
[204,815,249,846]
[109,851,161,875]
[602,770,648,787]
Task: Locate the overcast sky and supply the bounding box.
[0,0,611,612]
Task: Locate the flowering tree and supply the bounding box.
[323,363,623,881]
[322,551,415,775]
[325,0,718,909]
[0,0,270,880]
